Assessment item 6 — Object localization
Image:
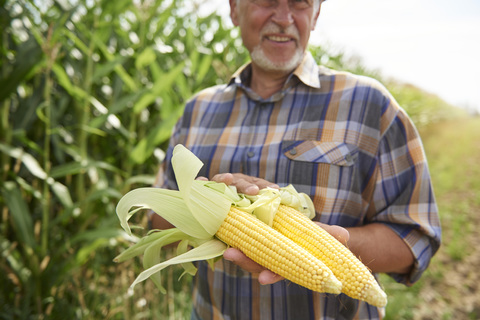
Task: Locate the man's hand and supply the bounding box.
[209,173,280,195]
[223,221,350,285]
[223,248,284,285]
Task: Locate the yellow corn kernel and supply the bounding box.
[215,207,342,294]
[272,205,387,308]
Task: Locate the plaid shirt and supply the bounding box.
[155,52,441,320]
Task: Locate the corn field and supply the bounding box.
[1,0,250,318]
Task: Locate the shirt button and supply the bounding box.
[289,148,297,155]
[247,151,255,158]
[345,154,353,163]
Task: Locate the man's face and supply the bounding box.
[230,0,320,73]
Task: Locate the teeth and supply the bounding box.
[268,35,291,42]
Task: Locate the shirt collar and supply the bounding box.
[228,51,321,96]
[292,51,321,89]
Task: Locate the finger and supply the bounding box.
[235,179,260,195]
[240,175,280,191]
[211,173,234,185]
[223,248,265,274]
[212,173,260,195]
[258,269,284,285]
[250,177,280,191]
[211,173,279,195]
[315,222,350,245]
[230,174,279,195]
[196,176,209,181]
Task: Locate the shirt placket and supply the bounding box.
[241,99,271,178]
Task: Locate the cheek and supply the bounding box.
[240,16,265,45]
[296,18,314,45]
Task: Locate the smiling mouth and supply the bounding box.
[268,35,291,42]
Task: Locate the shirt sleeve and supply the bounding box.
[369,106,441,285]
[152,111,189,190]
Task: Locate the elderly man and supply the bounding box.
[151,0,441,319]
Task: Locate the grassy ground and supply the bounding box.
[382,115,480,320]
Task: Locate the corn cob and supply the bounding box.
[272,205,387,308]
[215,207,342,294]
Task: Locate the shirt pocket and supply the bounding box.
[279,140,361,224]
[282,140,358,166]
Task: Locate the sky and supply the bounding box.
[313,0,480,112]
[202,0,480,112]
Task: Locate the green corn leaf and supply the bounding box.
[116,188,212,239]
[135,47,157,70]
[49,160,121,179]
[76,238,112,265]
[50,181,73,208]
[176,239,197,279]
[129,239,226,292]
[172,145,232,236]
[2,182,35,248]
[114,231,167,263]
[196,54,214,85]
[279,185,316,219]
[0,37,42,101]
[0,235,32,283]
[0,144,48,179]
[243,188,282,226]
[71,228,126,246]
[142,229,192,293]
[129,111,183,164]
[132,62,185,114]
[124,175,156,187]
[86,28,138,92]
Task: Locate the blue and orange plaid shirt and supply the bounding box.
[155,52,441,320]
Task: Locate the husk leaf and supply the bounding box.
[129,239,227,291]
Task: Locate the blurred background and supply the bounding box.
[1,0,479,319]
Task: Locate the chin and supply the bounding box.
[251,46,305,73]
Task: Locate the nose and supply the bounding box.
[271,2,294,28]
